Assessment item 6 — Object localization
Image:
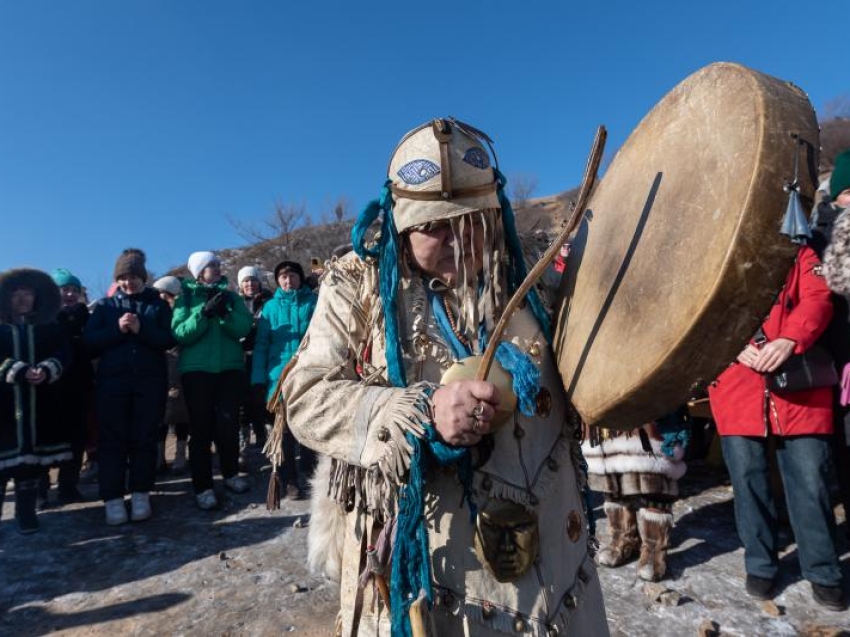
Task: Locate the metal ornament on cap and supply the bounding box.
[388,117,502,234]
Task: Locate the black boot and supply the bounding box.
[15,479,40,534]
[0,477,7,524]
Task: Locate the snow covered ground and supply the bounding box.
[1,452,849,636]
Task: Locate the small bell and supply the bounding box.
[779,183,812,245]
[779,136,813,245]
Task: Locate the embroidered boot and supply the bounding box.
[596,501,640,567]
[636,508,673,581]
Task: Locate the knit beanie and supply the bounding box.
[831,149,850,201]
[153,275,182,298]
[51,267,82,290]
[274,260,305,284]
[237,266,262,286]
[113,248,148,282]
[187,251,219,279]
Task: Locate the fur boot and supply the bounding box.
[636,508,673,581]
[596,501,640,567]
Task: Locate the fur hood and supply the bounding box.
[0,268,61,325]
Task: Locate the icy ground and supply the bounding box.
[1,451,849,636]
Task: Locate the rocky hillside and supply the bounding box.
[168,187,580,286]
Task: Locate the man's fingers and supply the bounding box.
[469,381,501,406]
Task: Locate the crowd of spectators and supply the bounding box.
[0,247,321,529]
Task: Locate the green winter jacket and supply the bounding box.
[251,285,317,401]
[172,277,252,374]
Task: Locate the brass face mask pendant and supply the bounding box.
[474,499,540,583]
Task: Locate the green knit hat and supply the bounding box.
[831,149,850,201]
[51,267,82,290]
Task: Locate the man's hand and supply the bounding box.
[431,380,500,447]
[752,337,796,373]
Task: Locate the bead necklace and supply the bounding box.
[442,296,470,348]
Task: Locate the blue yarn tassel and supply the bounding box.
[391,426,475,637]
[351,181,406,388]
[494,341,540,417]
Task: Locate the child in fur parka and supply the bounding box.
[582,407,690,581]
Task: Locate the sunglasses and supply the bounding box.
[409,215,486,235]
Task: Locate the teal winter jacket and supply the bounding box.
[172,277,252,374]
[251,286,317,401]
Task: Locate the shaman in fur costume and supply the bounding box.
[283,119,608,636]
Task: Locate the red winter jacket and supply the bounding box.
[709,246,834,437]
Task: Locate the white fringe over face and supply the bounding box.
[406,209,507,349]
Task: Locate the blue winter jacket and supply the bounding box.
[251,286,317,401]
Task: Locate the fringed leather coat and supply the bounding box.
[283,254,608,637]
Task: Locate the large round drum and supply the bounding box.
[554,62,819,430]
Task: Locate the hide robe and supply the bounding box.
[283,254,608,637]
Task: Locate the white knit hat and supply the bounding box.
[187,251,219,279]
[237,266,262,286]
[153,275,182,297]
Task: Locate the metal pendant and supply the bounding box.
[473,499,540,583]
[535,387,552,418]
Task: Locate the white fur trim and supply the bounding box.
[39,358,63,383]
[637,508,674,524]
[4,361,27,384]
[603,500,629,514]
[582,434,686,481]
[824,208,850,295]
[307,455,346,582]
[0,451,72,471]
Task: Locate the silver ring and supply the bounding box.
[471,403,485,420]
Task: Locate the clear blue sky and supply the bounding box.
[1,1,846,298]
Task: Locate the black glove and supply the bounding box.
[215,296,233,318]
[202,292,227,318]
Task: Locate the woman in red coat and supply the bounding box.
[709,245,844,610]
